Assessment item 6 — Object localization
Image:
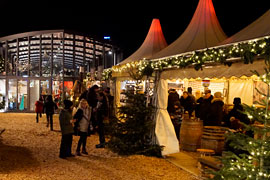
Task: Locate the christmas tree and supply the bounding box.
[214,63,270,179]
[108,83,162,157]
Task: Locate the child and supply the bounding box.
[74,99,92,156]
[59,100,74,159]
[35,97,43,123]
[169,101,184,141]
[95,92,108,148]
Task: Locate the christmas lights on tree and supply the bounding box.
[213,62,270,180]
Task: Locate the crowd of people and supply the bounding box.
[34,85,113,159]
[168,87,251,139]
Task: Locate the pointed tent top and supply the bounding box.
[152,0,227,59]
[119,18,167,65]
[220,9,270,45]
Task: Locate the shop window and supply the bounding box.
[8,79,17,110]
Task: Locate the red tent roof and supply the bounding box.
[220,9,270,45]
[152,0,227,59]
[119,19,167,65]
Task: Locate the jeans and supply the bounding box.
[36,112,42,123]
[76,131,88,151]
[46,113,53,131]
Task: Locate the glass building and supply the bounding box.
[0,30,122,112]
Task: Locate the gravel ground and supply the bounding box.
[0,113,198,180]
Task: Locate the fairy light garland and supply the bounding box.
[100,36,270,80]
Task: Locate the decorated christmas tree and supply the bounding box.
[108,82,162,157]
[214,63,270,179]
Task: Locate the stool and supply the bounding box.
[197,149,215,157]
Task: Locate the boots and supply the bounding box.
[82,149,88,155]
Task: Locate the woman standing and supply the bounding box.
[74,99,92,156]
[59,100,74,159]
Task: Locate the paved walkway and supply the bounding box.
[166,151,200,178]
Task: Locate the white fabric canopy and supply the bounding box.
[119,19,167,65]
[228,79,254,105]
[155,79,179,156]
[152,0,227,59]
[220,10,270,45]
[160,60,266,80]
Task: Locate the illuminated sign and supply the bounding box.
[104,36,111,40]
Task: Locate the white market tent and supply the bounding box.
[118,18,168,65]
[152,0,227,60]
[153,0,230,156]
[113,18,168,112]
[220,9,270,45]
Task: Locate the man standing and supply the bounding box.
[196,89,213,125]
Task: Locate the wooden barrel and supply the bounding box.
[201,126,227,155]
[180,120,203,151]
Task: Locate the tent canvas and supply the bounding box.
[119,19,167,65]
[152,0,227,59]
[220,10,270,45]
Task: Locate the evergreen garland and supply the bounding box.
[108,89,162,157]
[213,63,270,180]
[102,37,270,80]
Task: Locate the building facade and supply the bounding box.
[0,30,122,112]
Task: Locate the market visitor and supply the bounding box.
[59,100,74,159]
[169,101,184,140]
[167,89,180,114]
[35,97,44,123]
[207,92,224,126]
[187,87,196,104]
[95,92,108,148]
[180,91,194,116]
[196,89,213,125]
[43,95,58,131]
[104,87,114,118]
[226,97,250,129]
[73,99,92,156]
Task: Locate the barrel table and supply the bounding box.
[180,120,203,151]
[200,126,227,155]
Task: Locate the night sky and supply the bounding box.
[0,0,269,59]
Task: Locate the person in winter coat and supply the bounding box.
[74,99,92,156]
[35,97,44,123]
[180,91,194,116]
[59,100,74,159]
[226,97,250,129]
[207,92,224,126]
[95,92,108,148]
[167,89,180,114]
[43,95,58,131]
[169,101,184,140]
[196,89,213,125]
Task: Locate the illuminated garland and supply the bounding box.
[101,37,270,80]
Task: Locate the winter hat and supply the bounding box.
[64,100,73,109]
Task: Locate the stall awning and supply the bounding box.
[161,60,266,80]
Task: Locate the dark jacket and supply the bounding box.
[59,109,74,135]
[227,104,250,126]
[206,98,224,126]
[196,95,213,124]
[167,91,180,113]
[97,101,108,123]
[180,95,194,115]
[43,101,58,114]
